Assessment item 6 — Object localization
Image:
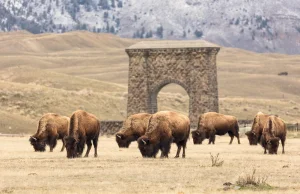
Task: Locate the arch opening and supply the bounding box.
[149,82,190,117]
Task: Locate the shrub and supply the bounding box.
[210,153,224,167]
[236,169,272,190]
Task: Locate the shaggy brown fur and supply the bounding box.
[245,112,269,145]
[261,116,287,154]
[64,110,100,159]
[115,113,152,148]
[137,111,190,158]
[29,113,69,152]
[191,112,240,145]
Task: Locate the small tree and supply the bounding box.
[156,26,163,38]
[104,12,109,19]
[111,0,115,8]
[194,30,203,38]
[117,1,123,8]
[110,26,115,33]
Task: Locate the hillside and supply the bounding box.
[0,0,300,54]
[0,31,300,134]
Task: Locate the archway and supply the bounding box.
[126,40,220,127]
[156,83,189,116]
[149,80,190,116]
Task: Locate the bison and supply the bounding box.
[115,113,151,148]
[245,112,269,145]
[191,112,240,145]
[260,116,287,154]
[64,110,101,158]
[29,113,69,152]
[137,111,190,158]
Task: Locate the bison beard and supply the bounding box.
[115,134,133,148]
[64,136,86,158]
[137,137,173,158]
[245,131,258,145]
[29,136,46,152]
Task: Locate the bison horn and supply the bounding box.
[267,140,271,144]
[116,134,121,139]
[31,136,37,141]
[142,139,147,145]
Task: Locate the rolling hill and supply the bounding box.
[0,31,300,134]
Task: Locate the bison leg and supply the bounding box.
[236,134,241,144]
[182,141,187,158]
[232,131,241,144]
[84,140,92,157]
[49,137,57,152]
[281,138,285,154]
[92,138,98,157]
[61,138,65,152]
[209,133,215,144]
[160,143,171,158]
[175,144,181,158]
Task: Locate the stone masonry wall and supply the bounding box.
[100,121,123,135]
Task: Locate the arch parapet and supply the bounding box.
[126,40,220,127]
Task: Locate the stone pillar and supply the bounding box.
[126,50,149,116]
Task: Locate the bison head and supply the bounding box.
[245,131,258,145]
[191,130,205,144]
[266,137,280,154]
[115,133,131,148]
[29,136,46,152]
[137,136,159,158]
[64,136,79,158]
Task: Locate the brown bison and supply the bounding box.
[260,116,286,154]
[245,112,269,145]
[137,111,190,158]
[115,113,152,148]
[29,113,69,152]
[191,112,240,145]
[64,110,101,158]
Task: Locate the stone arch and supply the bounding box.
[126,40,220,127]
[148,79,190,114]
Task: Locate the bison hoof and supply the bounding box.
[94,154,98,158]
[174,155,179,158]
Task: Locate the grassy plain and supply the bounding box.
[0,136,300,194]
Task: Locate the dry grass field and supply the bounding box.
[0,136,300,194]
[0,31,300,134]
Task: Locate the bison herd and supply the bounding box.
[29,110,287,159]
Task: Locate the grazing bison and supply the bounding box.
[29,113,69,152]
[64,110,100,158]
[261,116,287,154]
[115,113,152,148]
[191,112,240,145]
[137,111,190,158]
[245,112,269,145]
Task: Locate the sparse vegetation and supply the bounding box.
[236,169,273,190]
[210,153,224,167]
